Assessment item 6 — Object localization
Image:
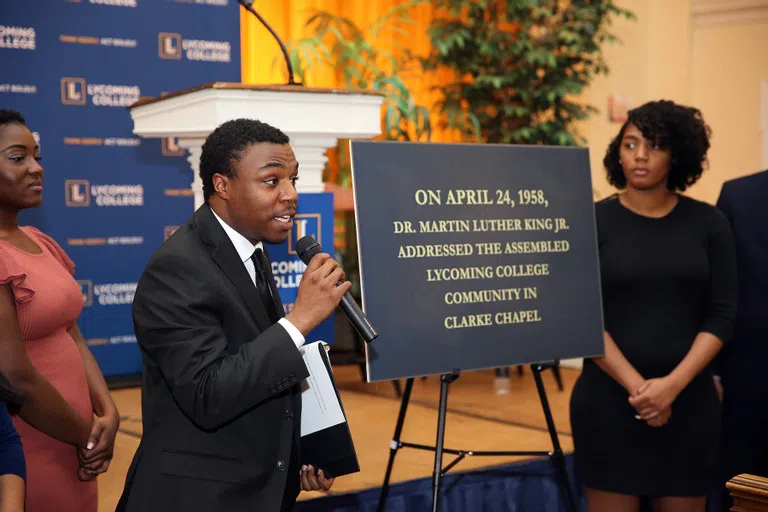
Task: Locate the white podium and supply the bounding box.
[128,82,384,206]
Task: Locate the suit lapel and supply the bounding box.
[195,205,274,332]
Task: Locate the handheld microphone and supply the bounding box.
[295,236,378,343]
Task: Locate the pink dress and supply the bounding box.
[0,226,97,512]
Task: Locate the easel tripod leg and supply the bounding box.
[532,364,579,512]
[551,360,564,392]
[432,373,457,512]
[377,378,414,512]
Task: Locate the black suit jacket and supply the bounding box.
[117,204,309,512]
[715,169,768,403]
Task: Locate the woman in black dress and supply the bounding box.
[570,100,737,512]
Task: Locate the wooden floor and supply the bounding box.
[98,365,579,511]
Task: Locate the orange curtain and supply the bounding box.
[240,1,339,88]
[239,1,449,138]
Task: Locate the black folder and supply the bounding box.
[299,343,360,479]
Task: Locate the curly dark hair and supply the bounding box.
[0,109,26,128]
[199,118,290,201]
[603,100,712,192]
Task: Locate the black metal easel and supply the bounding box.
[376,362,578,512]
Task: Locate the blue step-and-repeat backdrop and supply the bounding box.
[2,0,335,378]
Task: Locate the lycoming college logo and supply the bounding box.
[77,280,93,307]
[65,180,144,207]
[60,77,141,107]
[158,32,231,62]
[158,33,181,60]
[76,280,137,306]
[162,137,184,157]
[288,214,321,255]
[273,216,321,289]
[66,179,90,206]
[61,78,86,105]
[0,25,36,51]
[94,282,137,305]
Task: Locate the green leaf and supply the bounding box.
[423,0,635,146]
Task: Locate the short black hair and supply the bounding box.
[199,118,290,201]
[603,100,712,192]
[0,109,26,128]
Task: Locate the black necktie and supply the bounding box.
[251,248,279,324]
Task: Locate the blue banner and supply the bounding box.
[1,0,241,377]
[267,192,336,346]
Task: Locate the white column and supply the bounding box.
[289,134,339,193]
[177,138,205,210]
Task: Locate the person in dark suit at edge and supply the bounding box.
[714,169,768,507]
[117,119,350,512]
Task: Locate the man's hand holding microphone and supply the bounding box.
[285,250,351,337]
[282,236,381,492]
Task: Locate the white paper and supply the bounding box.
[299,341,346,437]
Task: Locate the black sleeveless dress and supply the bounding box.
[569,195,737,496]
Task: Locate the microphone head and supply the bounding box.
[295,236,322,265]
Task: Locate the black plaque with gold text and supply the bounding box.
[350,141,604,382]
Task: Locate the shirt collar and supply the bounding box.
[210,206,263,263]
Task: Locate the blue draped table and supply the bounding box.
[294,454,726,512]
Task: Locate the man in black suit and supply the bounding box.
[117,119,350,511]
[715,169,768,503]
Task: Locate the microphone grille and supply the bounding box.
[295,236,322,264]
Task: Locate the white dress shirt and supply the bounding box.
[211,208,305,350]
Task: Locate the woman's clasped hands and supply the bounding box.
[629,376,684,428]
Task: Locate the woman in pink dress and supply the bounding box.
[0,109,119,511]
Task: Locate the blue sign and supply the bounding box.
[267,192,336,345]
[1,0,241,377]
